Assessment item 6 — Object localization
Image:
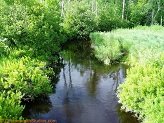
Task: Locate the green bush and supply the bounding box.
[0,0,65,61]
[97,3,122,31]
[117,53,164,123]
[0,91,24,120]
[0,1,62,119]
[129,1,150,26]
[62,1,96,40]
[0,56,53,99]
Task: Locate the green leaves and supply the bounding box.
[0,0,63,120]
[0,91,24,120]
[118,59,164,122]
[0,55,54,119]
[0,57,53,99]
[62,1,96,40]
[98,2,123,31]
[0,0,65,61]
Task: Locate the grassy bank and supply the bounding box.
[90,25,164,123]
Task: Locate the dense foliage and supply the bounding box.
[62,1,96,40]
[0,57,53,99]
[0,38,9,58]
[90,26,164,122]
[118,55,164,123]
[0,0,65,60]
[0,91,24,120]
[0,46,54,120]
[62,0,164,39]
[0,0,60,119]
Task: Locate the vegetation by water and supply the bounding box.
[0,0,61,120]
[90,25,164,123]
[0,0,163,120]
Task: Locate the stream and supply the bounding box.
[22,41,139,123]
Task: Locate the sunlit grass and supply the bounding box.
[90,25,164,123]
[90,25,164,65]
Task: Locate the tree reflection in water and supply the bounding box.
[22,97,52,119]
[22,41,139,123]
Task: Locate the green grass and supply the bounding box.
[90,25,164,123]
[90,25,164,65]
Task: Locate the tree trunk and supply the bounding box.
[61,0,65,16]
[161,16,163,25]
[92,0,95,12]
[151,0,161,25]
[151,9,154,25]
[122,0,125,21]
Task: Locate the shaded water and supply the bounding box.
[22,41,139,123]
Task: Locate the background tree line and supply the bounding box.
[1,0,163,42]
[61,0,164,40]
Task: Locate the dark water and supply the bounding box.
[22,41,139,123]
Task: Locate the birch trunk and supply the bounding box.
[122,0,125,21]
[61,0,65,16]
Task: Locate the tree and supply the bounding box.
[61,0,65,16]
[122,0,126,21]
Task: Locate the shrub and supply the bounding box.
[0,0,65,61]
[0,91,24,120]
[0,0,61,120]
[0,57,53,100]
[117,53,164,122]
[97,3,122,31]
[62,1,96,40]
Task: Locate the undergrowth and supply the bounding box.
[0,37,56,120]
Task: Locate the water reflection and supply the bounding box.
[85,70,99,96]
[22,41,139,123]
[22,97,52,119]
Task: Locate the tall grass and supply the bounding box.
[90,25,164,65]
[90,32,123,65]
[90,25,164,123]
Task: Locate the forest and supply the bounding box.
[0,0,163,122]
